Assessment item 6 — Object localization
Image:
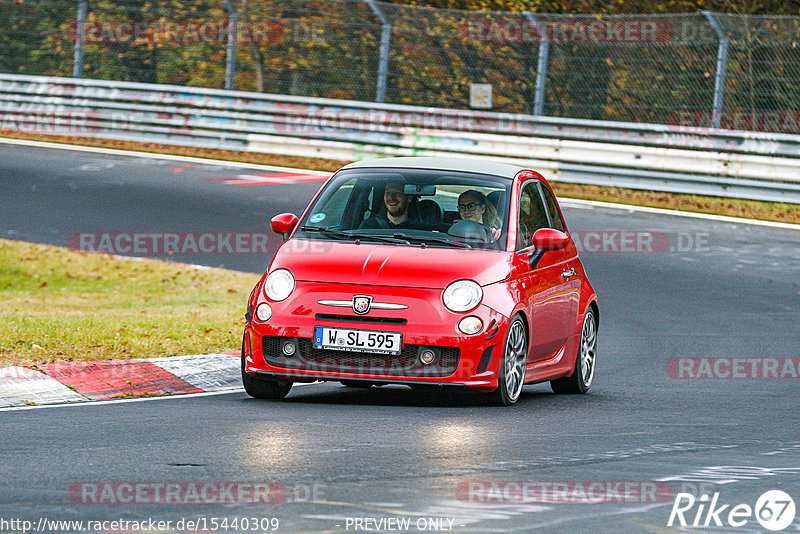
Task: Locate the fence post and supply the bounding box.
[365,0,391,103]
[703,11,728,129]
[224,0,238,91]
[525,13,549,117]
[72,0,88,78]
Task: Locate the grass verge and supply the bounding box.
[3,131,799,225]
[0,238,260,368]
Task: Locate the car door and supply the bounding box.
[516,181,579,365]
[539,182,582,352]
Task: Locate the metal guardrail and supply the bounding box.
[1,73,799,204]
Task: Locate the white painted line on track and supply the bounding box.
[503,503,667,533]
[559,198,800,230]
[0,382,322,412]
[2,136,797,230]
[0,387,244,411]
[0,136,330,175]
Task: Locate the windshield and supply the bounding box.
[297,168,512,250]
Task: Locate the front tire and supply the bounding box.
[490,316,528,406]
[551,308,597,394]
[241,336,293,400]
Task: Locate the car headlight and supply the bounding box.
[458,316,483,335]
[443,279,483,313]
[255,303,272,322]
[264,269,295,301]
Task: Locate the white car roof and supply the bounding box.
[341,157,527,179]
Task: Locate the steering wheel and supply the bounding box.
[447,219,496,245]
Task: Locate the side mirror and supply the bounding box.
[532,228,569,251]
[270,213,298,241]
[528,228,569,268]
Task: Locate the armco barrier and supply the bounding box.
[1,73,799,203]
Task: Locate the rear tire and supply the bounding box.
[241,336,293,400]
[489,316,527,406]
[551,308,597,394]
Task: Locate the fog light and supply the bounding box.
[282,340,296,356]
[255,303,272,322]
[419,349,436,365]
[458,316,483,335]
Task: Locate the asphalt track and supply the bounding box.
[1,142,800,533]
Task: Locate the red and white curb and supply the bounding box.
[0,352,241,408]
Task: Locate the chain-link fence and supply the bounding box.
[2,0,800,133]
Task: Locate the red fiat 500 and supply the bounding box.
[242,157,598,405]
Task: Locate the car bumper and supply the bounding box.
[243,282,510,391]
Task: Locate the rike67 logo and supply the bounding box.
[668,490,796,531]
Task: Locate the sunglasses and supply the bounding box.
[457,202,482,211]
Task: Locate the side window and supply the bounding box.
[540,185,566,233]
[364,188,374,221]
[517,182,549,250]
[308,178,356,228]
[345,182,374,229]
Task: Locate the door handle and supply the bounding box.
[561,268,576,279]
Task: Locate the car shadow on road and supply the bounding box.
[244,383,584,408]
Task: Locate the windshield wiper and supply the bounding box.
[298,226,355,240]
[300,226,410,245]
[393,233,472,249]
[354,232,411,245]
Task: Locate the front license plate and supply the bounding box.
[314,326,402,355]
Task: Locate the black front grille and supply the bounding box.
[315,314,407,325]
[476,346,494,374]
[262,336,282,357]
[262,336,459,377]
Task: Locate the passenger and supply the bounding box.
[359,182,421,230]
[457,190,501,239]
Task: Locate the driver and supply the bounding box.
[359,182,421,230]
[457,190,501,239]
